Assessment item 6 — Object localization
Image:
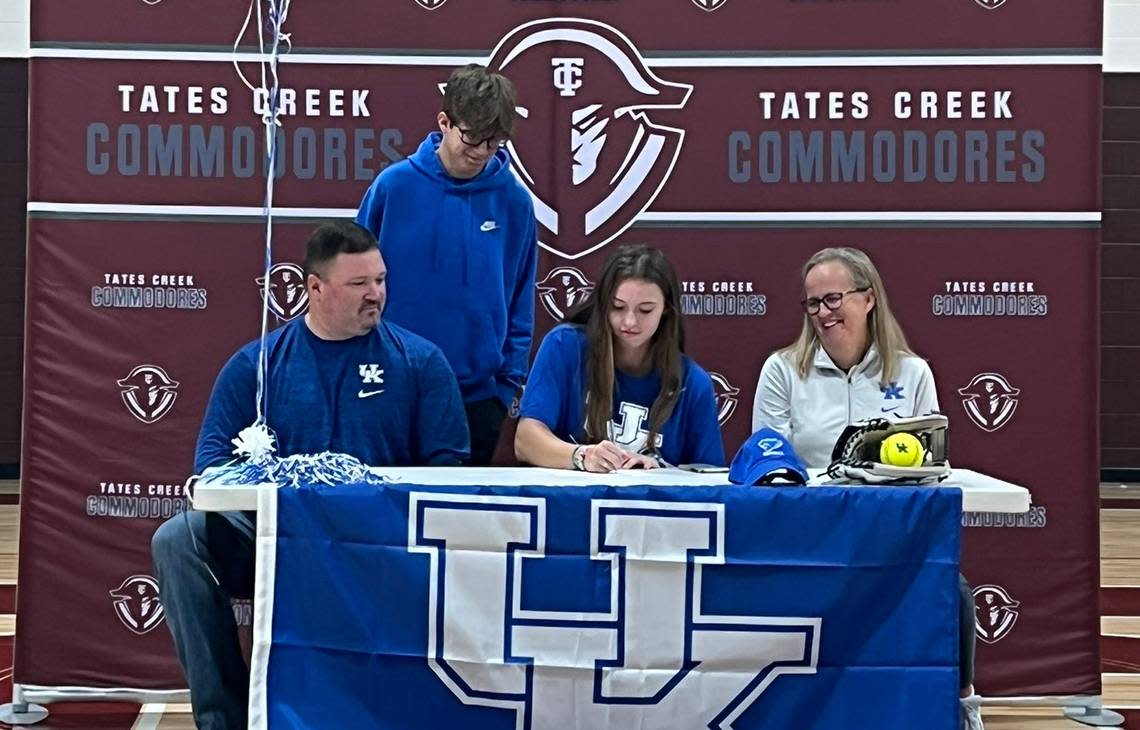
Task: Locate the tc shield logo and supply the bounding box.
[972,584,1020,644]
[958,372,1020,432]
[692,0,729,10]
[413,0,448,8]
[409,494,820,729]
[257,263,309,321]
[709,372,740,426]
[486,19,692,259]
[974,0,1006,8]
[117,365,179,424]
[537,266,595,320]
[110,575,165,635]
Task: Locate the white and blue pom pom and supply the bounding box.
[199,423,387,488]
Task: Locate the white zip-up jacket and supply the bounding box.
[751,345,940,468]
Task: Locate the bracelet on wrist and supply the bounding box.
[571,445,587,471]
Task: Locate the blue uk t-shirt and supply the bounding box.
[519,324,725,466]
[195,317,469,471]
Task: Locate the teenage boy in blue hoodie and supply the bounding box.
[356,64,538,465]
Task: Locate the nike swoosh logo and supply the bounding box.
[358,389,385,398]
[881,406,901,413]
[480,221,498,232]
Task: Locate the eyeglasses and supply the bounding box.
[800,287,870,315]
[449,120,509,149]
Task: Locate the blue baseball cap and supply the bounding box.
[729,428,809,486]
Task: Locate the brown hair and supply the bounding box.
[302,221,377,280]
[442,64,518,141]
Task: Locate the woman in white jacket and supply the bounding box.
[752,246,937,466]
[752,246,982,730]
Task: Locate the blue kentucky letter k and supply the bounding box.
[409,493,821,729]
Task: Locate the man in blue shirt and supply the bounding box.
[151,221,468,730]
[356,64,537,464]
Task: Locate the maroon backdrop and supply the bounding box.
[21,0,1101,700]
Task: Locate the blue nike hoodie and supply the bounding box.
[356,132,537,407]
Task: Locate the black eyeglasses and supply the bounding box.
[800,287,870,315]
[449,121,509,149]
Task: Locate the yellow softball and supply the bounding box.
[880,432,925,467]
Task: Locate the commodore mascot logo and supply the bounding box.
[709,372,740,426]
[257,263,309,322]
[486,19,693,259]
[537,266,595,320]
[110,575,165,635]
[117,365,180,424]
[958,372,1020,432]
[973,584,1020,644]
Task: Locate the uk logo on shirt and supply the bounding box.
[607,402,663,453]
[880,382,905,414]
[358,364,385,399]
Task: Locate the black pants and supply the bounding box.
[464,397,507,466]
[960,573,976,690]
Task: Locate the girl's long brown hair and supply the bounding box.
[566,245,686,450]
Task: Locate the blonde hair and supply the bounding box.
[781,246,914,385]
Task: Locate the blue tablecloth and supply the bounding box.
[251,482,961,730]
